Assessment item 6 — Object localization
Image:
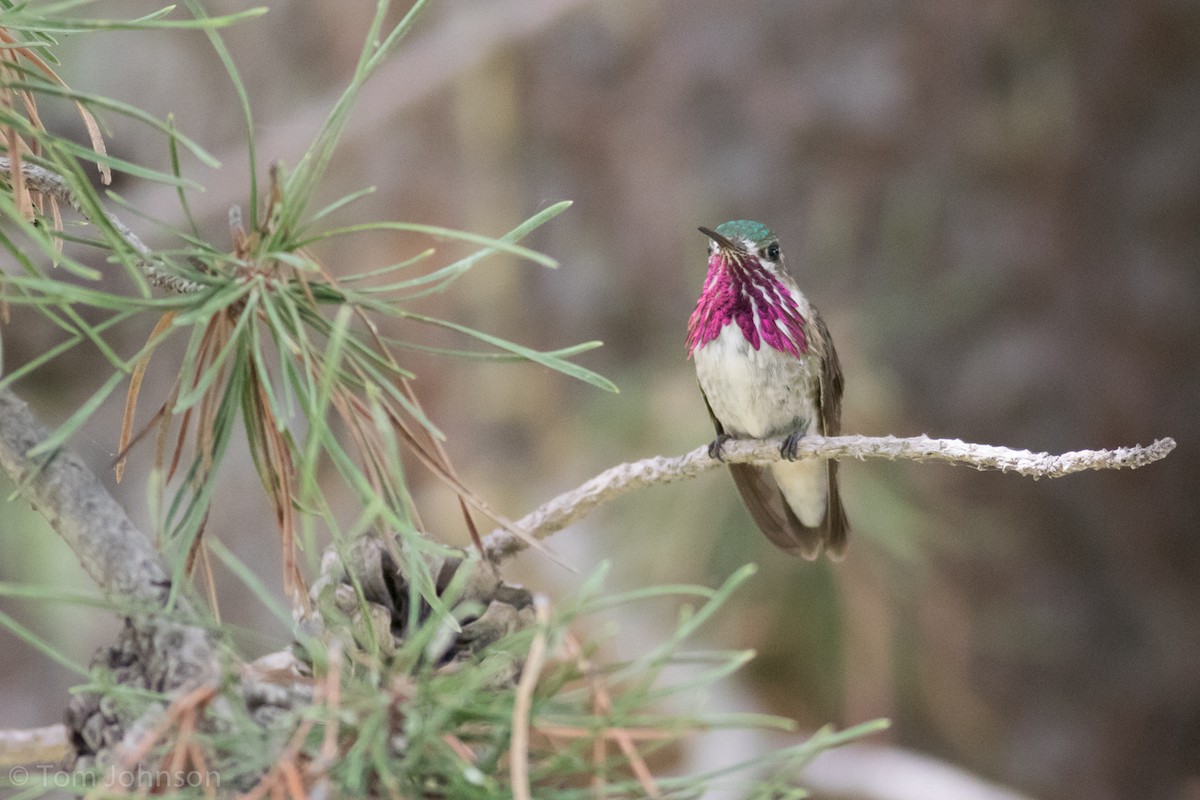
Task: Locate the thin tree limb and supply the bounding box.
[0,388,218,687]
[0,724,69,766]
[802,739,1042,800]
[0,389,181,609]
[0,156,201,294]
[119,0,604,228]
[484,434,1176,560]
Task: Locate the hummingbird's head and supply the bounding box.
[688,219,809,359]
[699,219,785,278]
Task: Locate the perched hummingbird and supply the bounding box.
[687,220,848,559]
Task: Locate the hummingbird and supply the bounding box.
[687,220,848,559]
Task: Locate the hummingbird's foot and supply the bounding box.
[780,431,805,461]
[708,434,734,461]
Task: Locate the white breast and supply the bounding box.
[693,322,821,439]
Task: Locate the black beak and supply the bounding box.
[698,226,741,252]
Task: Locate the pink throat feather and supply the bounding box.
[686,250,808,358]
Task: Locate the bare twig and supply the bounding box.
[0,724,69,766]
[0,156,201,294]
[484,434,1176,560]
[511,594,551,800]
[120,0,603,228]
[0,389,184,610]
[0,388,218,694]
[802,739,1041,800]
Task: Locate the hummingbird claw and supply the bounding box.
[780,431,804,461]
[708,434,733,461]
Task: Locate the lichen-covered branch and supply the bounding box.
[484,434,1176,560]
[0,389,218,700]
[0,724,69,766]
[0,390,184,610]
[0,157,201,294]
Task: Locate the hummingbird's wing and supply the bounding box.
[812,313,849,557]
[727,461,826,559]
[813,313,844,434]
[700,388,827,559]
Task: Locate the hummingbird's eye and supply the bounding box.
[765,243,780,262]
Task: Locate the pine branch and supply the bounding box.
[0,390,178,609]
[483,434,1176,560]
[0,389,217,686]
[0,157,201,294]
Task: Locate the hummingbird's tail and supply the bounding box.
[727,459,848,560]
[824,459,849,556]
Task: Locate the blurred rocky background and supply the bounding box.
[1,1,1196,798]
